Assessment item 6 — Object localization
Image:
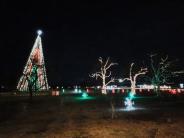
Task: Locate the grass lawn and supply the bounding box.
[0,93,184,138]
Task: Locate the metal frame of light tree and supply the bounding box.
[17,30,49,92]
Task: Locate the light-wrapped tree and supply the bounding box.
[121,63,147,96]
[90,57,117,94]
[149,54,184,96]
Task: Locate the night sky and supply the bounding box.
[0,1,184,89]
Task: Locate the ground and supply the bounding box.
[0,92,184,138]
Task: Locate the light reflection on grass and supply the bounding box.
[75,96,96,101]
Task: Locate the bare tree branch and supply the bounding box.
[104,57,110,68]
[129,63,134,80]
[120,78,131,82]
[160,55,168,64]
[106,62,118,70]
[98,57,103,64]
[134,68,148,81]
[106,71,111,78]
[89,72,103,80]
[106,78,115,86]
[173,71,184,74]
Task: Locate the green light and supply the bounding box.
[128,92,134,100]
[78,89,82,93]
[74,92,95,101]
[75,95,95,101]
[82,92,88,98]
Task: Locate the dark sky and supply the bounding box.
[0,1,184,88]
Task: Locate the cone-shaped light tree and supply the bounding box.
[17,30,49,96]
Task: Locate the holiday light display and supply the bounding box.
[121,63,147,95]
[124,97,134,110]
[17,30,49,92]
[119,63,147,110]
[90,57,117,94]
[123,91,135,110]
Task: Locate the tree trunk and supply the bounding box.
[102,86,107,94]
[157,85,161,97]
[102,77,107,94]
[131,82,136,95]
[154,84,160,97]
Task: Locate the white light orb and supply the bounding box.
[37,30,43,36]
[119,79,123,83]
